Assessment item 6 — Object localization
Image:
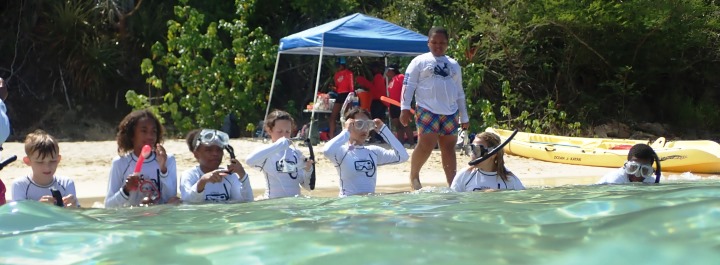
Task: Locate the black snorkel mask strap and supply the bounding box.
[468,129,518,166]
[224,144,236,160]
[653,152,661,183]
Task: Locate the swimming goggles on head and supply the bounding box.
[352,119,376,132]
[463,144,493,158]
[623,160,654,178]
[195,129,230,150]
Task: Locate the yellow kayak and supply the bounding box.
[487,128,720,173]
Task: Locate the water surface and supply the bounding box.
[1,179,719,264]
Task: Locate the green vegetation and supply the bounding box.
[3,0,720,138]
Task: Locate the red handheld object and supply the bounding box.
[380,96,415,114]
[134,145,152,174]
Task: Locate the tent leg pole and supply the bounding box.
[384,56,392,130]
[264,52,282,130]
[309,45,325,145]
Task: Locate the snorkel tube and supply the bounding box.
[0,155,16,171]
[304,138,316,190]
[468,129,518,166]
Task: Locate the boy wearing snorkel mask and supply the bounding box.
[322,107,409,197]
[180,129,253,203]
[597,144,661,184]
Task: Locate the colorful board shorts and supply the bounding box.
[416,106,459,135]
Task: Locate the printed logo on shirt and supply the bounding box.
[434,62,450,78]
[139,177,161,204]
[354,160,376,177]
[276,159,299,179]
[205,193,229,202]
[472,186,493,191]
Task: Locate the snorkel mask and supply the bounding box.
[195,129,230,150]
[352,119,376,132]
[463,144,493,158]
[623,160,655,179]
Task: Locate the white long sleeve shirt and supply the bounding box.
[104,152,177,208]
[322,125,409,197]
[401,52,469,123]
[0,99,9,149]
[245,137,312,199]
[12,175,80,206]
[451,167,525,192]
[596,168,656,184]
[179,166,253,203]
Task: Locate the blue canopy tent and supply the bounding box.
[264,13,428,141]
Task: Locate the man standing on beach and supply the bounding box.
[0,77,11,205]
[400,27,469,190]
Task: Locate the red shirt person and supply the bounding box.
[329,57,354,138]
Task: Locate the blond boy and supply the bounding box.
[12,129,78,207]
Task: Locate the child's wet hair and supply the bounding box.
[428,26,449,40]
[344,107,371,121]
[185,129,201,152]
[24,129,59,160]
[628,144,657,165]
[116,109,164,154]
[265,110,296,131]
[474,131,510,181]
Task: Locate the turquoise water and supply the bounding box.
[2,180,720,265]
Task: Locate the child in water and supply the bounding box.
[245,110,313,199]
[597,143,660,184]
[322,107,409,197]
[105,109,179,207]
[451,131,525,191]
[12,129,79,207]
[180,129,253,203]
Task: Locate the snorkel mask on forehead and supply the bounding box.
[195,129,229,149]
[195,129,236,159]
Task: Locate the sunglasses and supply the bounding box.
[624,160,655,178]
[195,129,230,150]
[463,144,494,158]
[352,120,376,132]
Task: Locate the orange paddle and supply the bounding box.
[380,96,415,114]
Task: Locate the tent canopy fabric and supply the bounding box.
[265,13,429,143]
[279,13,428,57]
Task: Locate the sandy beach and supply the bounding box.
[0,138,612,207]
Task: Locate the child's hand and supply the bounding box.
[166,197,182,205]
[123,173,141,195]
[155,143,168,173]
[227,159,245,177]
[304,159,314,171]
[373,118,384,132]
[62,194,75,207]
[344,118,354,131]
[38,195,56,205]
[201,169,227,184]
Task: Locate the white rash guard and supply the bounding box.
[451,167,525,192]
[12,175,79,206]
[105,152,177,208]
[322,125,409,197]
[245,137,312,199]
[400,52,469,123]
[179,166,253,203]
[597,167,656,184]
